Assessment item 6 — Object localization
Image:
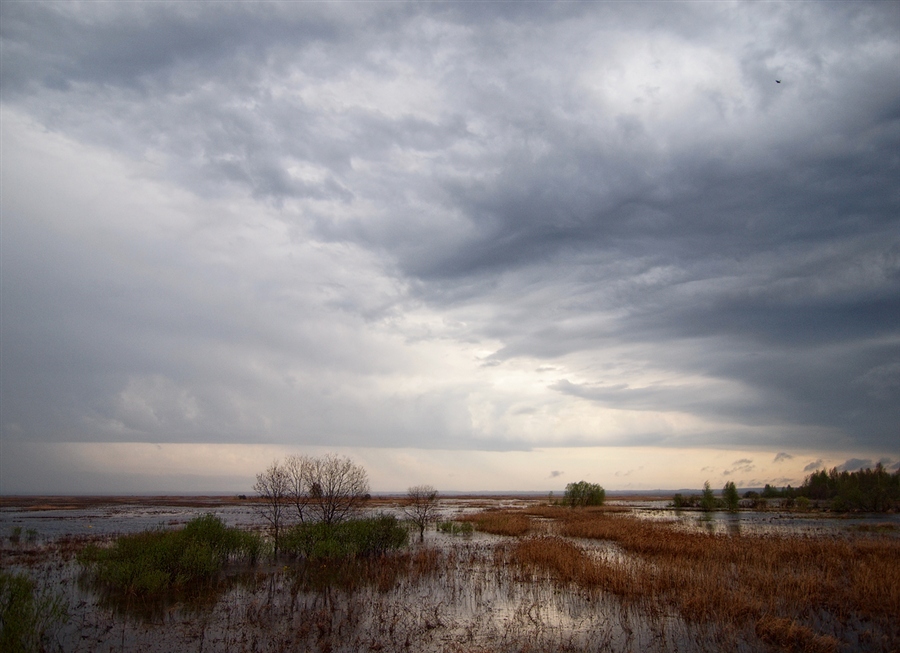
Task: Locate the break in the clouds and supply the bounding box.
[1,2,898,492]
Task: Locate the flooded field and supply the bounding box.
[2,496,898,652]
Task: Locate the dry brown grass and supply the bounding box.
[498,507,900,648]
[461,510,532,536]
[755,615,840,653]
[509,536,637,597]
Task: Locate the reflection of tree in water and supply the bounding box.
[76,565,264,623]
[725,514,741,536]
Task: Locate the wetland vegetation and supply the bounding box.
[2,474,899,651]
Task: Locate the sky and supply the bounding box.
[1,1,898,495]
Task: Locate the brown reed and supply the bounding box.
[500,507,900,648]
[755,615,839,653]
[461,510,532,536]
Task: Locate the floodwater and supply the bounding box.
[2,497,898,652]
[5,496,896,540]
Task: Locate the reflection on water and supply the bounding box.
[4,498,899,652]
[635,506,900,537]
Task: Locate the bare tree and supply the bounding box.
[403,485,439,542]
[307,454,370,525]
[284,454,313,523]
[253,460,289,556]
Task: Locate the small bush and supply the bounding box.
[563,481,606,507]
[77,514,262,596]
[0,570,68,652]
[282,515,408,560]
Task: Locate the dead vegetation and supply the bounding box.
[4,498,899,652]
[459,509,532,536]
[497,506,899,651]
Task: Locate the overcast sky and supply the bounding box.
[1,1,898,494]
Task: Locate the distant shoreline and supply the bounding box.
[0,490,682,511]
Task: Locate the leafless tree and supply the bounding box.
[403,485,439,541]
[284,454,314,523]
[253,460,290,556]
[307,453,370,525]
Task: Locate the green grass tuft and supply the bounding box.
[77,514,262,596]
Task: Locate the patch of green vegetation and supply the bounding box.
[282,514,408,560]
[563,481,606,507]
[0,570,68,653]
[78,514,262,596]
[437,520,474,535]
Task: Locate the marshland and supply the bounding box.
[2,490,899,652]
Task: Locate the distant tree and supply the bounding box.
[306,454,370,525]
[723,481,739,513]
[403,485,440,542]
[761,484,779,499]
[253,460,290,556]
[700,481,717,512]
[563,481,606,507]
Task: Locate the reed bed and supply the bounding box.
[501,507,900,650]
[460,510,532,536]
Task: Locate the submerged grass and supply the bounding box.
[0,570,68,653]
[501,507,900,650]
[437,520,474,535]
[77,514,262,596]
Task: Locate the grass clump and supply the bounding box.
[282,514,408,560]
[755,615,839,653]
[78,514,262,596]
[0,570,67,653]
[437,520,474,535]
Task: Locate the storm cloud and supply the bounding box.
[1,1,898,492]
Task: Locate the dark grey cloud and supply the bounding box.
[773,453,793,463]
[1,1,898,465]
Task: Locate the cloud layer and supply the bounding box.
[1,2,898,491]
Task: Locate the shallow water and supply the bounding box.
[3,498,898,652]
[631,506,900,537]
[5,497,897,542]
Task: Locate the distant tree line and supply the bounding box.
[673,465,900,513]
[799,464,899,512]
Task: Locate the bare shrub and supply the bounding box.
[307,454,370,525]
[402,485,439,542]
[285,454,314,522]
[253,460,289,555]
